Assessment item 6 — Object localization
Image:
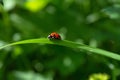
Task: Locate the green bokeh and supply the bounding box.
[0,0,120,80]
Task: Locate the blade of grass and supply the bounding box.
[0,38,120,61]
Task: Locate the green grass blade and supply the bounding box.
[0,38,120,61]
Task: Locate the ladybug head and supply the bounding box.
[48,35,52,38]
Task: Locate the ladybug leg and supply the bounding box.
[51,35,54,39]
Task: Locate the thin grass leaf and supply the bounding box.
[0,38,120,61]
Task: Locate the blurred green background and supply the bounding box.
[0,0,120,80]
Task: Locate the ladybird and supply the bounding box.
[48,32,61,40]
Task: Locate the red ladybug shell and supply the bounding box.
[48,32,61,40]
